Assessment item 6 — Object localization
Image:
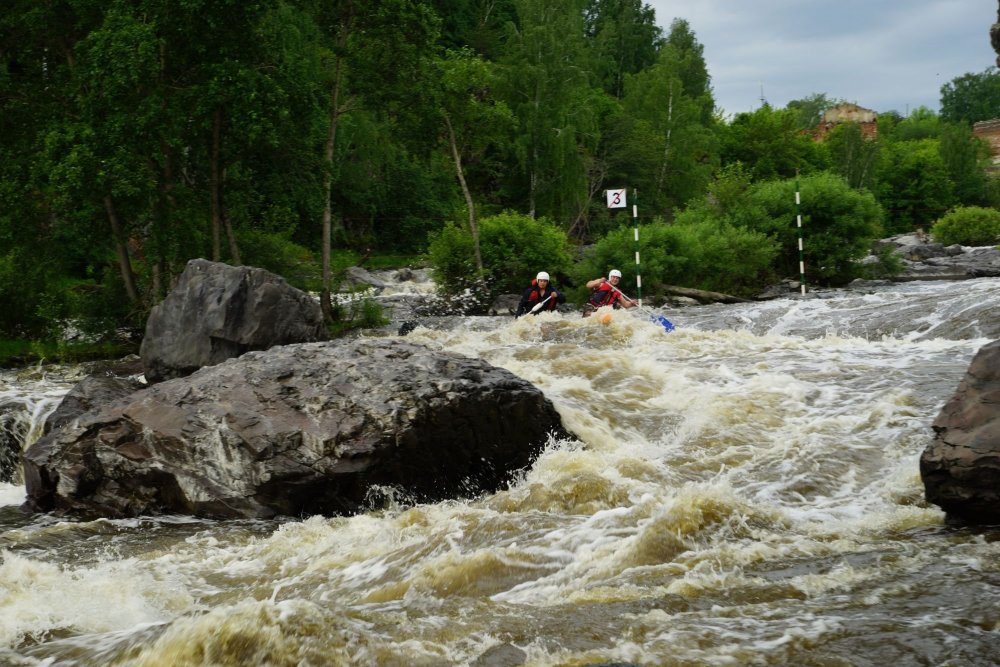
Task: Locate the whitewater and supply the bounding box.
[1,277,998,666]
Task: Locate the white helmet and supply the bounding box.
[536,271,550,281]
[608,269,622,279]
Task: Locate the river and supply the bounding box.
[1,278,999,666]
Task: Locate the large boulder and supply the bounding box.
[43,375,146,436]
[140,259,327,382]
[23,339,567,519]
[920,340,1000,522]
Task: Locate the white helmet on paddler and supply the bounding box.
[536,271,550,281]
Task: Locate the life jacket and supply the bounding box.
[527,280,556,311]
[587,283,617,308]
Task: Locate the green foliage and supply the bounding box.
[583,0,663,98]
[747,172,883,285]
[428,211,572,305]
[822,122,880,190]
[720,105,825,181]
[876,139,954,234]
[930,206,1000,246]
[618,22,718,217]
[786,93,843,131]
[884,107,940,141]
[238,229,321,291]
[327,298,390,338]
[857,245,903,281]
[938,123,990,205]
[574,217,777,297]
[940,67,1000,125]
[0,339,138,370]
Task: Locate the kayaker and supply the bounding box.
[582,269,638,317]
[515,271,565,317]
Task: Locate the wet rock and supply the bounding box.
[140,259,327,382]
[23,339,568,519]
[872,234,1000,281]
[42,375,146,436]
[471,643,527,667]
[920,339,1000,523]
[490,294,520,316]
[345,266,387,291]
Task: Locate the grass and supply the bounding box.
[0,339,139,369]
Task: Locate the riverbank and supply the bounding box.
[0,339,139,370]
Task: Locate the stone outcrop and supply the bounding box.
[42,375,146,435]
[873,234,1000,281]
[140,260,327,382]
[23,339,567,519]
[920,340,1000,522]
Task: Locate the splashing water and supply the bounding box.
[1,279,999,666]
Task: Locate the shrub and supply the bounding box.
[930,206,1000,246]
[238,229,321,291]
[574,216,777,298]
[427,211,572,310]
[748,172,884,285]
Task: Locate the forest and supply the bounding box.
[2,0,1000,353]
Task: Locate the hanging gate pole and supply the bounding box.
[632,196,642,306]
[795,172,806,295]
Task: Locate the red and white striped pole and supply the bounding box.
[795,172,806,295]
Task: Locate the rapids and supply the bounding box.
[1,278,999,666]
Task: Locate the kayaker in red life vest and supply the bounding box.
[515,271,565,317]
[582,269,639,317]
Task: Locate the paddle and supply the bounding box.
[605,282,675,332]
[530,294,553,314]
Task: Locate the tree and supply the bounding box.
[720,105,824,181]
[583,0,662,99]
[876,139,954,233]
[786,93,843,131]
[435,49,515,274]
[612,19,717,218]
[823,122,880,190]
[311,0,439,322]
[748,172,883,285]
[499,0,601,223]
[938,122,990,205]
[940,68,1000,125]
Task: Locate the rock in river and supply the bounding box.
[140,259,327,382]
[23,339,568,519]
[921,339,1000,523]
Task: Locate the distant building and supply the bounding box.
[813,103,878,141]
[972,119,1000,164]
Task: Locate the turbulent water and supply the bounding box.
[2,278,999,666]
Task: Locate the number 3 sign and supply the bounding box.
[606,188,626,209]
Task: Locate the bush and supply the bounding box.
[574,216,777,298]
[238,229,321,291]
[930,206,1000,246]
[427,211,572,311]
[748,172,884,285]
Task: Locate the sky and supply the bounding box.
[645,0,998,117]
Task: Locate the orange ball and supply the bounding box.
[599,312,613,325]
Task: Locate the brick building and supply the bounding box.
[813,103,878,141]
[973,119,1000,164]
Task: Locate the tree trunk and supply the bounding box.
[103,195,141,305]
[210,108,223,262]
[662,284,750,304]
[210,109,240,265]
[444,113,484,274]
[655,80,674,201]
[320,22,351,323]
